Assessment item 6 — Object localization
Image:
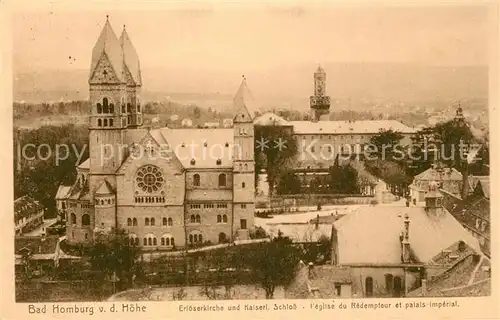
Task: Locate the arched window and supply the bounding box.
[145,218,150,226]
[127,103,132,113]
[190,215,196,223]
[365,277,373,297]
[143,238,147,246]
[162,217,167,226]
[153,237,157,246]
[81,214,90,226]
[189,231,202,244]
[196,215,201,223]
[161,234,174,247]
[148,238,152,246]
[103,98,109,113]
[110,119,113,127]
[218,232,228,244]
[127,218,132,226]
[97,103,102,114]
[218,173,226,187]
[103,119,108,127]
[244,163,248,170]
[122,103,125,113]
[137,104,141,113]
[168,218,173,226]
[135,238,139,246]
[242,182,246,188]
[151,217,155,226]
[70,213,76,225]
[222,214,228,223]
[98,119,102,127]
[133,218,137,226]
[193,174,200,186]
[109,103,114,113]
[217,215,222,223]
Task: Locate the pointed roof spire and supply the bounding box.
[120,26,142,86]
[89,16,123,81]
[316,64,325,74]
[233,76,256,121]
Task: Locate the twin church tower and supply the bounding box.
[59,16,256,247]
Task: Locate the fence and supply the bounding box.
[268,194,375,209]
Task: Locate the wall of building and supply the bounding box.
[118,205,185,249]
[349,267,419,298]
[66,202,94,244]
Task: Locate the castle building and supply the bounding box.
[57,17,255,248]
[254,66,416,172]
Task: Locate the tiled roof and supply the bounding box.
[253,112,291,126]
[89,18,123,82]
[55,185,71,200]
[120,27,142,86]
[14,196,43,219]
[14,236,59,255]
[286,263,352,299]
[475,177,490,199]
[77,158,90,170]
[333,205,481,265]
[415,167,462,181]
[288,120,416,135]
[157,128,235,169]
[262,223,332,243]
[407,254,490,297]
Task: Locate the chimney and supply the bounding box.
[421,279,427,296]
[401,214,411,263]
[308,262,314,277]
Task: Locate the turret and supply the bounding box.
[310,65,330,121]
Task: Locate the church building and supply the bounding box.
[57,17,255,249]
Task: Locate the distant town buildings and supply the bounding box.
[14,196,44,236]
[181,118,193,127]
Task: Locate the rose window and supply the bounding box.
[136,165,164,193]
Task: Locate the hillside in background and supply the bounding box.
[14,63,488,112]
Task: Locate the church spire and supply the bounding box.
[89,16,123,82]
[233,76,255,122]
[120,25,142,86]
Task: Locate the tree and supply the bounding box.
[276,169,301,195]
[238,235,301,299]
[367,129,404,161]
[328,162,359,194]
[254,125,298,196]
[89,229,141,290]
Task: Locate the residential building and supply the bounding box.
[286,261,352,299]
[14,196,44,236]
[330,182,481,297]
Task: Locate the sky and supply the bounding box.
[12,4,490,73]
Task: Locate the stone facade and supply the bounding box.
[60,18,255,249]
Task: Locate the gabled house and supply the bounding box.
[330,181,481,298]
